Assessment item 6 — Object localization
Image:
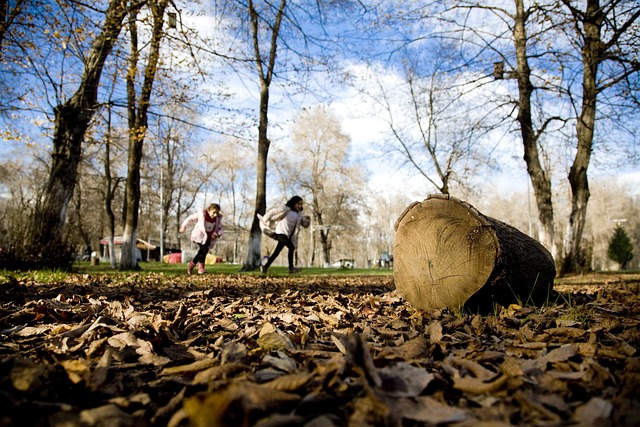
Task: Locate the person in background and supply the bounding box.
[180,203,223,275]
[258,196,310,274]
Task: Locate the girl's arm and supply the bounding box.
[179,212,199,232]
[214,216,224,237]
[264,206,289,223]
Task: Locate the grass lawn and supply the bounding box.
[26,261,394,278]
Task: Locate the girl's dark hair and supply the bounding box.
[285,196,302,209]
[208,203,220,211]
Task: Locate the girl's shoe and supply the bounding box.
[197,263,206,274]
[289,268,301,274]
[187,261,195,275]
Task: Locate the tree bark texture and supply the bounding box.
[393,194,556,314]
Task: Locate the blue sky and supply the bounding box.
[1,0,638,204]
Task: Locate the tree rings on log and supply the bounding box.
[393,194,556,314]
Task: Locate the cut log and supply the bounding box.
[393,194,556,313]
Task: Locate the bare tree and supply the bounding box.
[0,0,28,61]
[370,61,496,196]
[29,0,145,267]
[120,0,169,269]
[558,0,640,273]
[277,106,367,267]
[203,137,255,264]
[0,0,30,115]
[241,0,287,271]
[428,0,639,273]
[511,0,558,258]
[103,101,125,268]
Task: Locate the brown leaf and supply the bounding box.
[263,373,313,391]
[514,390,566,422]
[160,358,218,376]
[154,387,187,425]
[347,394,391,427]
[522,344,578,372]
[257,332,294,352]
[379,336,427,360]
[183,382,299,427]
[450,357,498,381]
[342,334,382,388]
[79,404,134,426]
[378,362,435,397]
[192,363,246,385]
[545,327,587,339]
[89,346,112,390]
[10,358,49,392]
[262,352,297,373]
[428,321,443,344]
[395,396,468,424]
[108,332,170,366]
[453,374,508,394]
[471,314,484,335]
[572,397,613,427]
[60,358,91,384]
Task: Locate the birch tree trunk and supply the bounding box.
[394,194,556,314]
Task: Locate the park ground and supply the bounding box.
[0,265,639,426]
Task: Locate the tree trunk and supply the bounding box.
[242,0,286,271]
[35,102,87,261]
[243,76,270,270]
[561,0,602,274]
[513,0,556,258]
[33,0,131,265]
[243,125,268,270]
[104,101,120,269]
[120,0,167,270]
[320,229,331,266]
[393,194,556,314]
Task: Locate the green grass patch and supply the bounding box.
[0,268,71,283]
[66,261,393,277]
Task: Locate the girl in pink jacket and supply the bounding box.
[180,203,223,275]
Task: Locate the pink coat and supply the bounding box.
[180,210,223,248]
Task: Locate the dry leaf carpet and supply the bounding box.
[1,272,639,426]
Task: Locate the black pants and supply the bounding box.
[192,238,211,264]
[264,234,295,270]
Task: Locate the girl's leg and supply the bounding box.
[193,242,209,264]
[285,241,296,270]
[263,241,286,269]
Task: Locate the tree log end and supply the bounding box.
[394,194,555,313]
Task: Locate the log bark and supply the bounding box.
[393,194,556,313]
